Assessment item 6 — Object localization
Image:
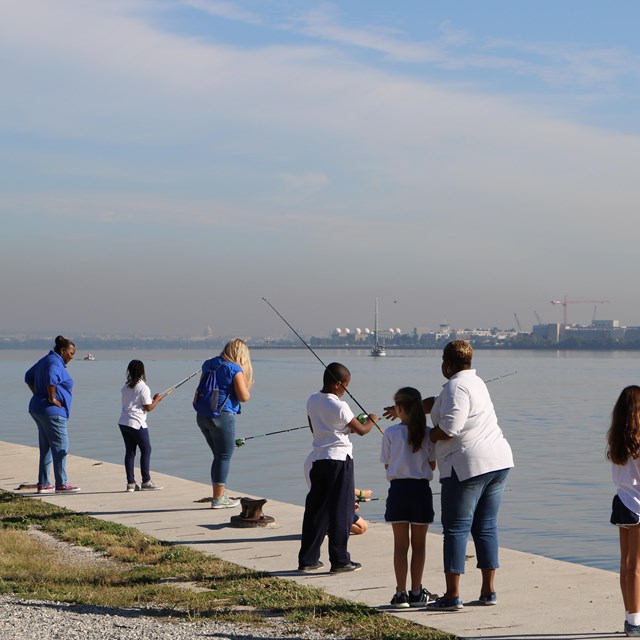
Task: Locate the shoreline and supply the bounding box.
[0,441,624,639]
[3,342,640,351]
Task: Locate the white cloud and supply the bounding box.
[2,1,640,333]
[182,0,264,25]
[278,172,330,191]
[483,38,640,88]
[285,4,445,63]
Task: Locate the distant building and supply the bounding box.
[532,323,561,343]
[560,320,624,345]
[592,320,620,329]
[623,327,640,344]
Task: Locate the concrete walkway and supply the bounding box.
[0,441,624,640]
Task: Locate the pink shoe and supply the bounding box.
[55,484,81,494]
[37,485,55,494]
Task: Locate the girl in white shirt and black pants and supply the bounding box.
[118,360,163,492]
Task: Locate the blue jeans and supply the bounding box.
[196,411,236,486]
[30,412,68,487]
[119,425,152,485]
[440,468,510,574]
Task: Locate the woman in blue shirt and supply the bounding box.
[193,338,253,509]
[25,335,80,494]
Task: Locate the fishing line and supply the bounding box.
[262,297,384,434]
[357,488,512,503]
[357,491,482,502]
[235,425,308,447]
[383,370,518,420]
[484,371,517,384]
[159,369,201,399]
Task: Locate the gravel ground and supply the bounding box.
[0,529,344,640]
[0,596,344,640]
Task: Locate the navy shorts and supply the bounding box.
[610,494,640,527]
[385,478,434,524]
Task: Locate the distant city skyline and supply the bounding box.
[2,1,639,337]
[1,308,629,342]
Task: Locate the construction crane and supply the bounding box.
[534,310,542,325]
[592,304,605,325]
[513,313,523,332]
[550,296,610,326]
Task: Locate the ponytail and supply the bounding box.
[394,387,426,452]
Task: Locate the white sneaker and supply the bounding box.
[140,481,162,491]
[211,495,240,509]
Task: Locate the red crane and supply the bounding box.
[550,296,609,326]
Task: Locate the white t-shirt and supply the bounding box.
[430,369,514,481]
[613,458,640,516]
[306,391,355,462]
[380,422,435,481]
[119,380,152,430]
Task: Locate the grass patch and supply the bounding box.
[0,491,452,639]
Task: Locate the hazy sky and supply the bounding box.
[2,1,640,338]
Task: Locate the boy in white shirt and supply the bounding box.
[298,362,377,573]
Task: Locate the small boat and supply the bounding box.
[371,342,386,357]
[370,298,386,357]
[83,353,95,361]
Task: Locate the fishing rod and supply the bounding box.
[262,297,384,434]
[159,369,201,399]
[383,370,518,419]
[484,371,517,384]
[357,489,512,503]
[235,425,309,447]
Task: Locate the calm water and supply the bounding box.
[3,347,639,571]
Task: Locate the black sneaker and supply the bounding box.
[479,591,497,606]
[298,561,324,572]
[408,587,438,607]
[330,561,362,574]
[426,595,463,611]
[390,591,410,608]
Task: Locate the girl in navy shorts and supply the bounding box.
[608,386,640,637]
[380,387,437,609]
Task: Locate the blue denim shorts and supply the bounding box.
[385,478,434,524]
[611,494,640,527]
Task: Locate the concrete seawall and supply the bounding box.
[0,441,623,639]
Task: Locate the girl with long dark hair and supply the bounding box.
[608,385,640,637]
[118,360,163,492]
[381,386,437,608]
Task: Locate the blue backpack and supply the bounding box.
[193,363,229,418]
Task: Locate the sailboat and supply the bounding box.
[370,297,386,357]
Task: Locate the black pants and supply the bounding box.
[119,424,152,485]
[298,457,355,568]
